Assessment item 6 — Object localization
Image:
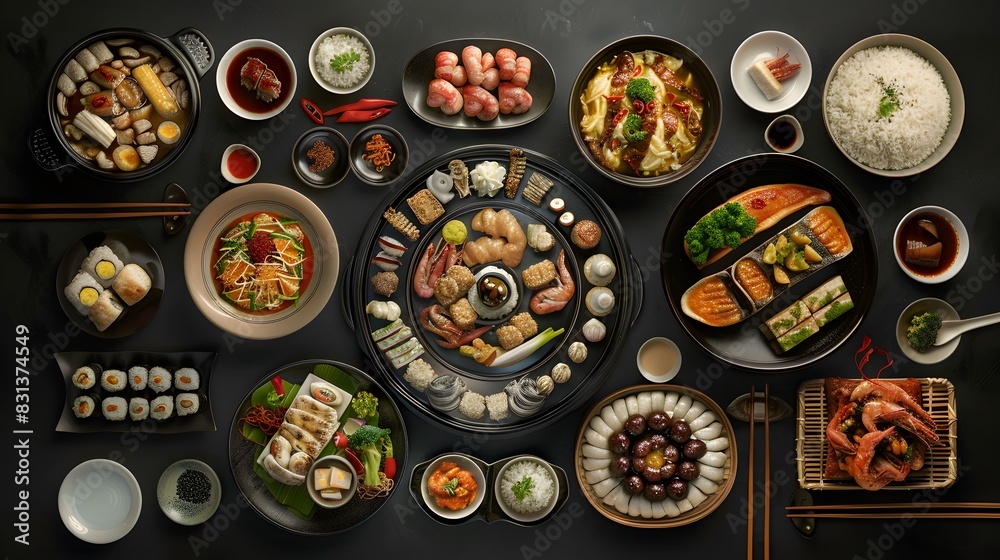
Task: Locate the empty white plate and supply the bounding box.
[58,458,141,544]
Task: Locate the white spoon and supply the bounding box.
[935,311,1000,346]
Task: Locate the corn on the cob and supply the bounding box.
[72,110,116,148]
[132,64,178,118]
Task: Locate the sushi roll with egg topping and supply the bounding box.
[80,245,125,287]
[64,271,104,316]
[100,369,126,392]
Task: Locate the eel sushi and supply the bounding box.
[64,271,104,315]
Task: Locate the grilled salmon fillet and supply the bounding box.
[681,275,744,327]
[685,184,832,268]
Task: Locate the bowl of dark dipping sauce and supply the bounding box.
[894,205,968,284]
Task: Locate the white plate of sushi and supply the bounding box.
[57,230,164,338]
[55,351,217,433]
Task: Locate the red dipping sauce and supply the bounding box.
[226,148,258,180]
[225,46,293,114]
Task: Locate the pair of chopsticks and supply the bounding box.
[787,502,1000,520]
[0,201,191,220]
[748,385,771,560]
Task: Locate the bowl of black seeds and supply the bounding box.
[157,459,222,525]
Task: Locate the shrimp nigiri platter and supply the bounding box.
[349,145,640,433]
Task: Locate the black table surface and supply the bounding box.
[3,0,999,557]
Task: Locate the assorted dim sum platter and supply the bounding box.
[402,39,556,129]
[55,351,216,433]
[661,153,878,371]
[228,360,407,535]
[348,145,641,433]
[56,230,164,338]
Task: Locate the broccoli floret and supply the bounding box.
[684,202,759,266]
[347,424,391,486]
[906,312,942,352]
[622,113,647,142]
[351,390,378,421]
[625,78,656,103]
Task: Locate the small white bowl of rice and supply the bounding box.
[309,28,374,94]
[823,34,964,177]
[495,455,559,523]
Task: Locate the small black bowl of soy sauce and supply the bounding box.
[765,115,803,153]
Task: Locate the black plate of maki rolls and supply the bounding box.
[55,351,216,433]
[56,230,164,338]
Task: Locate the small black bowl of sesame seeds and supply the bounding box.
[157,459,222,525]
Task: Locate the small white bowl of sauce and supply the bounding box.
[764,114,803,153]
[894,205,968,284]
[221,144,260,184]
[637,337,682,383]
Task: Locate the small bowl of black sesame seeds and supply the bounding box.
[156,459,222,525]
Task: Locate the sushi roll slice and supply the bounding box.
[73,395,96,418]
[148,366,172,393]
[128,366,148,391]
[111,263,151,306]
[128,397,149,421]
[174,368,200,391]
[88,290,124,332]
[175,393,200,416]
[150,395,173,420]
[80,245,125,287]
[102,396,128,421]
[64,271,104,316]
[72,366,98,390]
[100,369,127,392]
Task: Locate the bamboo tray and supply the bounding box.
[796,377,957,490]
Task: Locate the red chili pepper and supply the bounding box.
[323,98,397,116]
[98,67,113,81]
[611,108,629,126]
[383,457,397,480]
[345,448,365,478]
[645,100,656,114]
[632,64,642,77]
[301,98,324,125]
[336,107,391,123]
[666,92,676,103]
[633,98,645,114]
[604,94,625,103]
[673,101,690,116]
[270,376,285,399]
[332,431,348,449]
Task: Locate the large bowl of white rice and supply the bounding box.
[823,34,964,177]
[309,28,374,94]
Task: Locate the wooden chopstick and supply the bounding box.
[764,384,770,560]
[788,502,1000,511]
[787,502,1000,519]
[747,386,755,560]
[0,202,190,209]
[0,211,190,220]
[787,512,1000,519]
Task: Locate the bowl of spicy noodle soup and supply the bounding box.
[184,183,338,340]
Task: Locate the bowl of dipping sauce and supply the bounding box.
[637,337,682,382]
[894,205,968,284]
[221,144,260,184]
[764,114,803,153]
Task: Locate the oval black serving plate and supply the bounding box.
[661,153,878,371]
[228,360,407,535]
[409,452,569,526]
[401,38,555,130]
[347,145,641,433]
